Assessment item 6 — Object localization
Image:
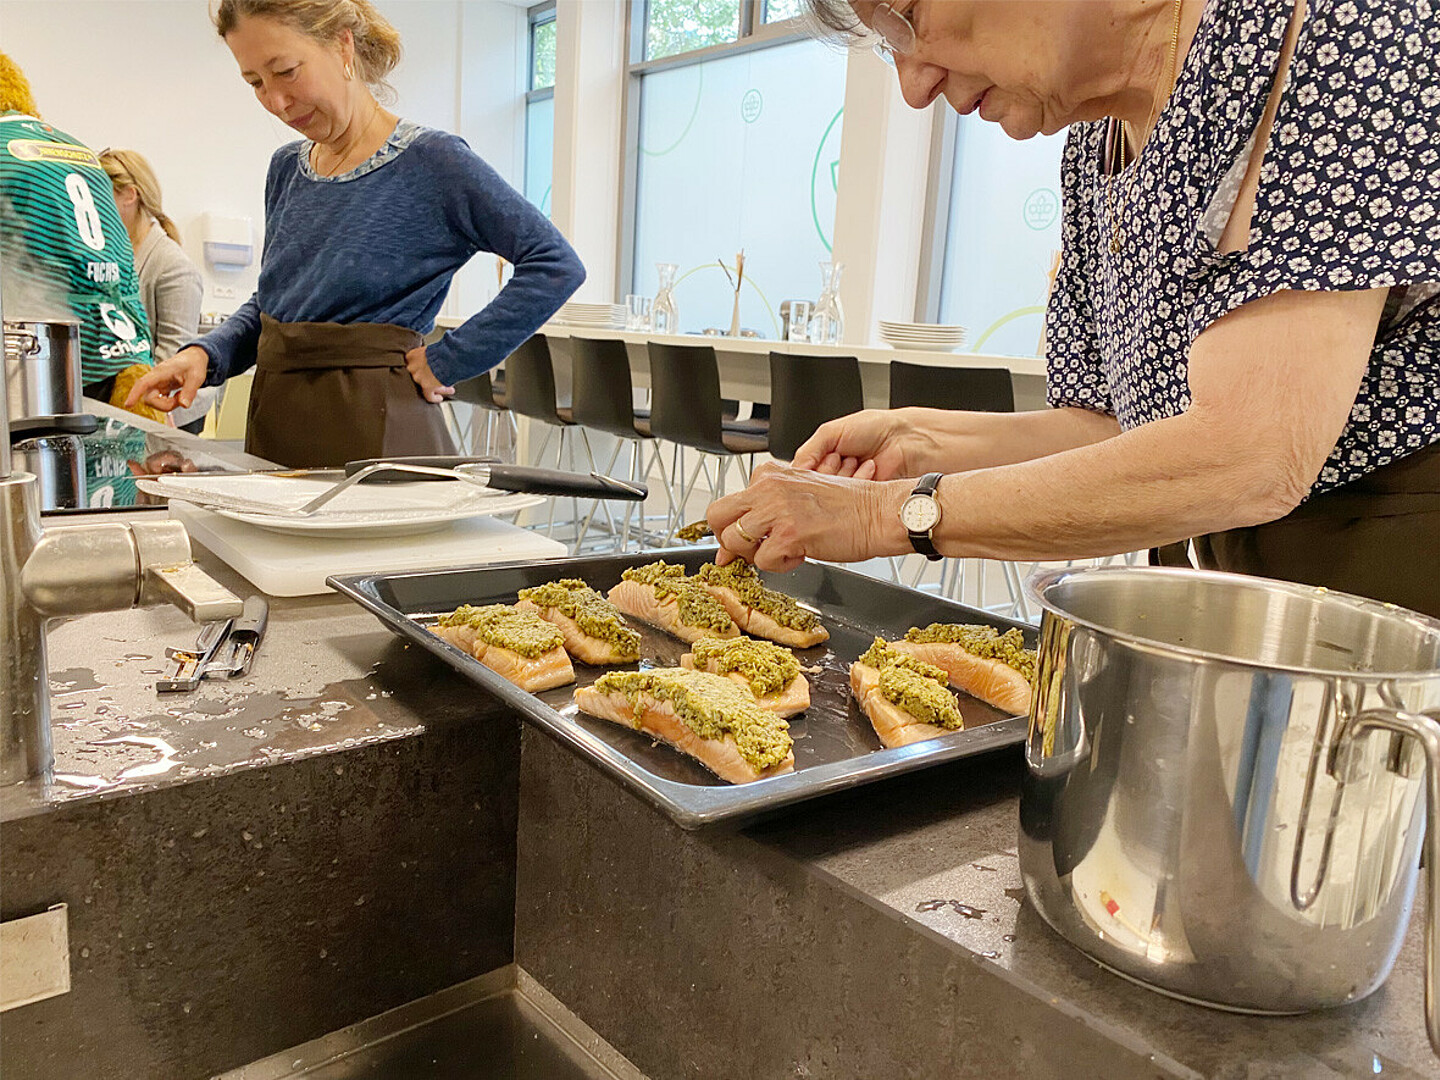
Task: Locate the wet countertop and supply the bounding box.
[4,514,1434,1077]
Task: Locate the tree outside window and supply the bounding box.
[645,0,742,62]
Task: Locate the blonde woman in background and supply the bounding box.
[100,149,213,433]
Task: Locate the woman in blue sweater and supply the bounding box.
[128,0,585,467]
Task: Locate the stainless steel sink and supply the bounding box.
[218,968,643,1080]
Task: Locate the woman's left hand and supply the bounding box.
[706,462,908,572]
[405,345,456,404]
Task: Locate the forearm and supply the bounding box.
[195,295,262,385]
[906,405,1120,474]
[875,409,1303,562]
[426,248,583,385]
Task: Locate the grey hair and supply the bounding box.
[800,0,869,43]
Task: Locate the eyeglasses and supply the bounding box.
[871,1,918,66]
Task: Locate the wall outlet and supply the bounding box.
[213,285,238,300]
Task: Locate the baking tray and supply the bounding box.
[329,549,1035,829]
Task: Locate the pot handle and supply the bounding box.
[1335,707,1440,1056]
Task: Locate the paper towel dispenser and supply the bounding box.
[201,213,254,269]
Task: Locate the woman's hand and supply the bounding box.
[124,346,209,412]
[790,408,929,479]
[706,462,908,572]
[405,345,456,404]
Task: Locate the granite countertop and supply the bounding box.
[5,515,1434,1076]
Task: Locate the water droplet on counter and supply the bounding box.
[1002,934,1017,943]
[61,702,84,710]
[970,864,998,872]
[978,950,1001,960]
[915,899,986,919]
[121,654,152,662]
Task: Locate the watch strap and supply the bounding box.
[908,472,944,562]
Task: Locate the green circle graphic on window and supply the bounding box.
[810,107,844,252]
[741,89,763,123]
[1023,188,1060,231]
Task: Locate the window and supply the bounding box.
[936,116,1065,357]
[626,2,843,334]
[762,0,805,22]
[524,3,556,215]
[644,0,743,62]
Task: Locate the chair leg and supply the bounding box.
[664,450,709,545]
[575,440,625,553]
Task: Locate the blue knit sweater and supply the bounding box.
[195,120,584,387]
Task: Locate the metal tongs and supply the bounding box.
[157,596,269,692]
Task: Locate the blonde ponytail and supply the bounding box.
[213,0,402,103]
[99,148,182,244]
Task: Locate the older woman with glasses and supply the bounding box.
[707,0,1440,619]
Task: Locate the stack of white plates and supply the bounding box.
[556,301,626,329]
[878,320,969,353]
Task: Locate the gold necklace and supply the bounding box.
[312,98,382,178]
[1106,0,1184,253]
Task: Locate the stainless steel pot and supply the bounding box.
[1019,565,1440,1054]
[4,319,82,422]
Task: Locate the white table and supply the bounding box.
[436,319,1048,412]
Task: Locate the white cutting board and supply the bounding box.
[172,502,568,597]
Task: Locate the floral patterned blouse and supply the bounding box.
[1044,0,1440,496]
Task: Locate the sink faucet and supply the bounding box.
[1,293,243,784]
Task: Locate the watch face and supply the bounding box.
[900,493,941,533]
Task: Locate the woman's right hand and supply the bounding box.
[124,346,210,413]
[791,408,925,480]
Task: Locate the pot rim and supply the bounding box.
[1025,564,1440,681]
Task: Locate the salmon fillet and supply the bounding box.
[514,579,640,666]
[574,668,794,784]
[850,661,955,748]
[891,627,1034,715]
[679,637,810,718]
[694,561,829,648]
[432,605,575,692]
[607,568,740,644]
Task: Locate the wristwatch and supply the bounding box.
[899,472,945,561]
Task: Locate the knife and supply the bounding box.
[342,458,648,501]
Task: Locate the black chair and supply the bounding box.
[767,352,865,462]
[888,360,1022,613]
[887,361,1015,412]
[646,341,769,541]
[502,334,595,539]
[569,336,673,550]
[451,368,514,459]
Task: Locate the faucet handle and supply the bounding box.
[144,563,244,622]
[130,519,244,622]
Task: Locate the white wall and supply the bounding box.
[0,0,528,319]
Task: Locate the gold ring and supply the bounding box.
[734,520,760,546]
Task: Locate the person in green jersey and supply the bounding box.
[0,51,157,410]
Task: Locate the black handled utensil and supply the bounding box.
[343,458,648,501]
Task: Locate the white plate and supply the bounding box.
[879,321,968,333]
[138,474,546,538]
[887,340,963,353]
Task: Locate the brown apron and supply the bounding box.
[1153,440,1440,619]
[247,314,455,468]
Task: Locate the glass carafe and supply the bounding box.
[651,262,680,335]
[809,261,845,345]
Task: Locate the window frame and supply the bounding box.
[524,2,556,215]
[616,0,809,296]
[527,1,557,99]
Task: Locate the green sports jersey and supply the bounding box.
[0,112,152,382]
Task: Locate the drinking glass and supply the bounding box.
[787,300,813,343]
[625,294,653,331]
